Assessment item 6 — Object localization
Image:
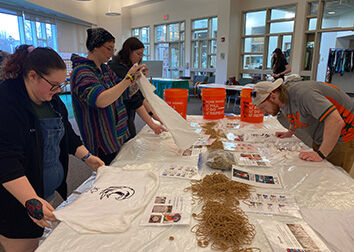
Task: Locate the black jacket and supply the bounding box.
[0,77,83,238]
[108,59,145,138]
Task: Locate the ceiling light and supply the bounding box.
[328,11,336,14]
[77,0,91,1]
[105,0,121,16]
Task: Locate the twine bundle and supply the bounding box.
[185,173,258,251]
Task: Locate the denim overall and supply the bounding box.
[39,116,65,201]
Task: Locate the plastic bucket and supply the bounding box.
[201,88,226,120]
[240,87,264,123]
[164,89,188,119]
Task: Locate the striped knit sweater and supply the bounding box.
[70,54,129,156]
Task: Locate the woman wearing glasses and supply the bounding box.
[108,37,165,139]
[0,45,104,251]
[71,28,145,165]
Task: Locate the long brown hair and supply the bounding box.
[272,48,286,70]
[114,37,144,67]
[1,45,66,80]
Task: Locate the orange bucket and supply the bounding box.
[164,89,188,119]
[201,88,226,120]
[240,87,264,123]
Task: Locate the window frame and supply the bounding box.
[240,5,296,80]
[131,26,150,60]
[154,21,185,78]
[191,16,217,73]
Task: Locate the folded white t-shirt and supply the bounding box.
[54,165,159,234]
[137,75,199,150]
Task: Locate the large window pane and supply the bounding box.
[155,25,166,42]
[209,55,216,68]
[192,41,199,68]
[168,23,179,41]
[304,34,315,70]
[310,2,319,15]
[36,22,46,40]
[141,27,149,43]
[0,13,21,53]
[201,40,207,68]
[210,40,217,54]
[245,11,266,35]
[24,20,33,45]
[192,19,208,29]
[243,55,263,69]
[308,18,317,30]
[267,36,278,68]
[322,0,354,29]
[270,21,294,33]
[282,35,291,62]
[271,5,296,20]
[170,43,180,67]
[244,37,264,53]
[192,30,208,39]
[211,17,217,38]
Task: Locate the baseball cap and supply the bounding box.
[252,78,283,106]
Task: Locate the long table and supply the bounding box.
[37,116,354,252]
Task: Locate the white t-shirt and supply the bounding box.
[54,165,159,233]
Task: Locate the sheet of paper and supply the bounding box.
[182,146,207,157]
[234,153,271,167]
[231,166,283,189]
[239,192,301,218]
[140,195,191,226]
[160,163,201,180]
[223,142,258,152]
[258,220,331,252]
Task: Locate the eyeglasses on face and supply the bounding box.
[36,71,67,91]
[102,45,117,52]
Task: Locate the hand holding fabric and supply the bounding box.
[85,155,105,171]
[26,197,57,228]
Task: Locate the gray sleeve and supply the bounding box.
[299,90,337,122]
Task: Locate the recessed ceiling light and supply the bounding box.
[77,0,91,1]
[105,12,121,16]
[328,11,336,14]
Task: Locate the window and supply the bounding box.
[132,26,150,60]
[241,5,296,78]
[322,0,354,29]
[154,21,184,78]
[191,17,217,73]
[0,8,58,54]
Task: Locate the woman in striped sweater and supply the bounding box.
[70,28,144,165]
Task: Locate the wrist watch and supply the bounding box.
[81,152,92,162]
[316,150,326,159]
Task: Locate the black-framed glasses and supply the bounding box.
[36,71,67,91]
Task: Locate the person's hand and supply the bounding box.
[299,151,323,162]
[127,64,147,81]
[150,123,167,135]
[85,155,105,171]
[142,66,149,77]
[26,197,57,228]
[152,113,163,125]
[275,131,293,138]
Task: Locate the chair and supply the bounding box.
[207,76,215,83]
[192,75,208,97]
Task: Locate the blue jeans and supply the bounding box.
[39,117,65,201]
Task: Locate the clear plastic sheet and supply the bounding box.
[37,116,354,252]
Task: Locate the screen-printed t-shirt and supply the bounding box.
[280,81,353,145]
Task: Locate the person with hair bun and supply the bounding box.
[109,37,165,138]
[71,28,150,165]
[0,45,104,251]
